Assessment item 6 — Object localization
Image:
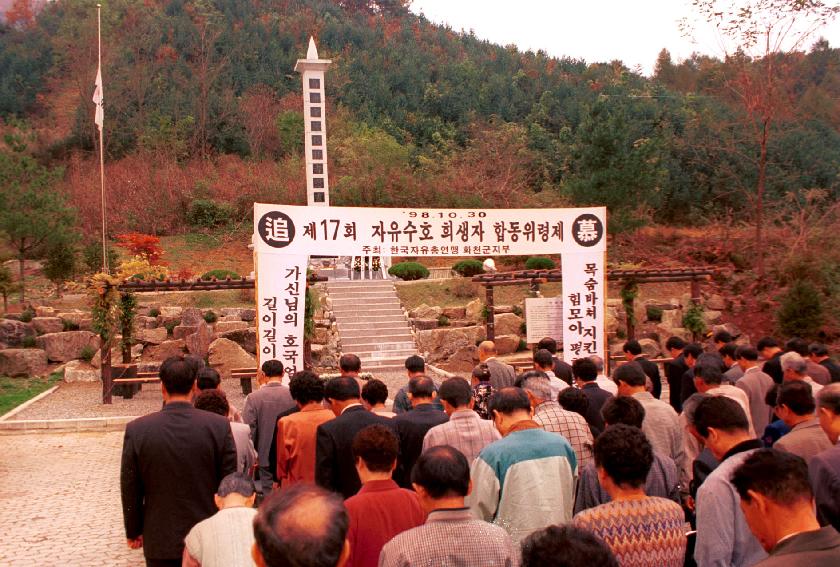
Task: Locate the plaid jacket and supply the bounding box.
[533,400,594,469]
[422,409,501,465]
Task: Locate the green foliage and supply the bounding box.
[388,262,429,281]
[164,320,178,335]
[187,199,235,228]
[88,273,123,343]
[0,26,52,116]
[21,335,36,348]
[201,269,241,281]
[276,111,305,157]
[518,338,528,352]
[0,374,61,414]
[42,239,78,294]
[19,306,35,323]
[148,308,161,318]
[646,305,664,323]
[437,314,450,327]
[139,113,194,160]
[452,260,485,277]
[620,283,639,329]
[304,286,319,340]
[777,280,823,339]
[82,242,119,275]
[119,292,138,363]
[524,257,556,270]
[203,311,218,324]
[480,305,492,322]
[0,266,19,310]
[62,319,80,331]
[682,301,707,340]
[79,345,96,363]
[512,305,523,317]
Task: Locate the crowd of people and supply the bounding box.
[120,332,840,567]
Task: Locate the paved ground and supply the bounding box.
[0,430,144,566]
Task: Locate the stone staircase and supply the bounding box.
[326,280,417,373]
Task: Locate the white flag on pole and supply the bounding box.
[92,66,103,132]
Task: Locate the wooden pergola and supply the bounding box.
[472,267,718,341]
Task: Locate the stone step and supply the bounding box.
[334,313,409,323]
[330,295,400,303]
[341,339,417,351]
[361,362,409,373]
[331,299,402,308]
[340,330,414,342]
[328,292,398,301]
[332,308,405,318]
[337,323,411,333]
[327,282,395,291]
[352,348,418,360]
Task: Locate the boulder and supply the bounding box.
[218,327,257,355]
[144,339,187,361]
[493,305,515,314]
[63,360,100,383]
[35,331,100,363]
[416,326,486,363]
[703,310,723,325]
[660,309,684,330]
[438,346,477,373]
[214,321,248,334]
[57,311,86,326]
[706,294,727,311]
[442,307,467,319]
[312,327,330,345]
[465,299,484,322]
[655,326,692,343]
[134,316,158,330]
[493,313,524,337]
[0,348,49,377]
[314,318,331,328]
[410,304,442,320]
[638,338,661,358]
[31,317,64,335]
[412,319,438,331]
[35,306,57,318]
[138,326,168,345]
[208,338,256,379]
[220,307,246,320]
[172,325,198,340]
[240,309,256,322]
[181,308,204,327]
[0,319,35,347]
[186,321,215,358]
[159,306,183,319]
[219,316,241,323]
[495,334,520,355]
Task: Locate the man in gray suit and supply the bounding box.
[243,359,296,498]
[478,341,516,390]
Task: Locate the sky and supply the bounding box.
[410,0,840,76]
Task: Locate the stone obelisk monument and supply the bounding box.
[295,37,332,207]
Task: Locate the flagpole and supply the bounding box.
[97,3,108,274]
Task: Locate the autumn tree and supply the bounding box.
[684,0,840,277]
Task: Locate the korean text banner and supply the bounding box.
[253,204,606,257]
[256,254,307,375]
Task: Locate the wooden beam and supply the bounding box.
[486,285,495,341]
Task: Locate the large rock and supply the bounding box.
[0,319,35,347]
[240,309,256,322]
[138,326,168,345]
[172,325,198,340]
[416,326,486,363]
[0,349,49,377]
[706,294,727,311]
[465,299,483,322]
[208,338,256,379]
[494,334,520,355]
[63,360,100,383]
[638,338,662,358]
[57,312,93,330]
[660,309,684,330]
[703,310,723,325]
[442,307,467,319]
[438,346,477,373]
[134,316,158,329]
[181,308,204,327]
[31,317,64,335]
[493,305,515,314]
[186,321,215,358]
[214,320,248,333]
[312,327,330,345]
[220,307,247,320]
[217,328,256,355]
[144,339,187,361]
[410,304,442,320]
[159,306,183,319]
[412,319,438,331]
[35,306,57,318]
[493,313,524,337]
[35,331,100,363]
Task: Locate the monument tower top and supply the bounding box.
[295,37,332,206]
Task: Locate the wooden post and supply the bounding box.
[485,285,495,341]
[690,278,701,304]
[623,284,636,341]
[101,339,112,404]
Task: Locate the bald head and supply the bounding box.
[253,483,349,567]
[478,341,497,361]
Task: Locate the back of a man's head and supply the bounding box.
[558,388,589,418]
[438,377,472,409]
[160,355,198,395]
[719,343,737,362]
[217,472,255,499]
[338,354,361,374]
[613,362,646,388]
[324,376,360,402]
[253,483,348,567]
[731,449,812,510]
[478,340,498,357]
[404,354,425,374]
[521,525,618,567]
[352,424,398,472]
[490,387,532,416]
[361,378,388,407]
[594,424,653,489]
[818,383,840,416]
[537,337,558,354]
[713,330,733,345]
[776,381,816,416]
[683,342,704,360]
[695,363,724,386]
[408,376,435,399]
[736,345,759,362]
[623,340,642,356]
[196,367,222,391]
[809,343,829,358]
[756,337,779,352]
[601,395,646,428]
[289,371,325,405]
[261,359,285,378]
[692,396,749,439]
[572,357,598,382]
[515,373,552,402]
[194,389,229,417]
[665,336,686,351]
[589,355,605,373]
[785,338,809,357]
[410,445,470,498]
[533,349,554,370]
[781,351,807,375]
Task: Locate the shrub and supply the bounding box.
[201,269,240,281]
[646,305,663,322]
[682,301,707,340]
[777,280,823,339]
[148,307,161,318]
[525,256,555,270]
[22,335,36,348]
[517,338,528,351]
[62,319,80,331]
[186,198,235,228]
[450,278,477,298]
[437,314,450,327]
[83,242,119,274]
[452,260,484,277]
[117,256,169,282]
[116,233,164,264]
[388,262,429,281]
[203,310,218,324]
[164,320,178,335]
[512,305,523,317]
[79,345,96,363]
[19,306,35,323]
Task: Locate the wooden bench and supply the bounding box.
[232,367,258,395]
[112,368,259,399]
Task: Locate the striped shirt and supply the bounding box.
[533,400,594,469]
[422,409,501,464]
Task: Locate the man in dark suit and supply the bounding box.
[758,337,784,384]
[664,336,689,411]
[394,376,449,486]
[478,341,517,390]
[572,357,612,436]
[623,339,662,399]
[811,343,840,383]
[121,355,237,567]
[316,376,393,498]
[537,337,574,385]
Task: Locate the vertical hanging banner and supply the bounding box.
[254,205,606,369]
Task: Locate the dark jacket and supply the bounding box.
[757,526,840,567]
[393,403,449,487]
[315,405,394,498]
[665,354,689,411]
[680,367,697,405]
[120,401,237,561]
[820,358,840,383]
[553,357,574,385]
[636,356,662,399]
[580,382,612,436]
[810,444,840,532]
[762,352,784,384]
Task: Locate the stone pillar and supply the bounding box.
[295,37,332,207]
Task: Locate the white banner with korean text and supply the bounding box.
[254,204,606,370]
[561,253,605,362]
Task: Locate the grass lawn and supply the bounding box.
[395,279,564,310]
[0,373,61,416]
